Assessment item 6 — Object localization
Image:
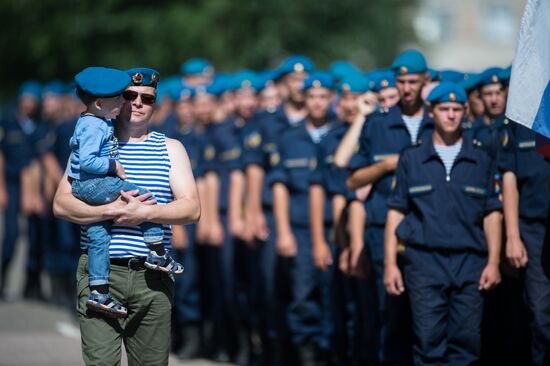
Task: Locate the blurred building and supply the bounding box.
[411,0,526,71]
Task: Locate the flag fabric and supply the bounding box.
[506,0,550,139]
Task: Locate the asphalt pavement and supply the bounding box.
[0,218,233,366]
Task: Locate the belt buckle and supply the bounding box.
[128,258,142,270]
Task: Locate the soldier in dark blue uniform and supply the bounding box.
[347,50,434,366]
[199,73,259,364]
[463,67,509,159]
[465,67,533,364]
[501,122,550,366]
[42,81,81,308]
[168,85,206,360]
[309,72,370,365]
[385,82,502,366]
[371,70,400,111]
[240,56,314,364]
[269,72,338,365]
[0,81,51,300]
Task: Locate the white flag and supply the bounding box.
[506,0,550,138]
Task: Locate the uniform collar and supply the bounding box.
[421,134,477,163]
[300,117,338,140]
[472,112,506,129]
[388,104,434,129]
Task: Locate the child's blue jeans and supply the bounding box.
[72,176,164,286]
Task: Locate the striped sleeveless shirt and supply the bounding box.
[80,131,174,258]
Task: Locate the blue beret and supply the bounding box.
[392,49,428,75]
[155,76,182,102]
[426,82,467,104]
[338,73,369,94]
[499,65,512,86]
[303,72,335,91]
[329,60,362,82]
[181,58,214,77]
[438,70,466,83]
[275,55,315,80]
[43,80,66,96]
[479,67,505,87]
[171,83,196,102]
[255,70,277,92]
[192,74,227,98]
[18,80,42,100]
[428,68,440,81]
[370,71,396,92]
[458,73,483,93]
[208,73,231,96]
[227,70,259,92]
[126,67,160,88]
[75,67,130,97]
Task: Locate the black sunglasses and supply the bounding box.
[122,90,157,105]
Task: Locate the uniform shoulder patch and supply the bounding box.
[245,132,262,148]
[270,152,280,166]
[501,130,509,147]
[204,146,216,161]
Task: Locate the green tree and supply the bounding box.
[0,0,415,101]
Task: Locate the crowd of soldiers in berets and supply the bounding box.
[1,51,549,366]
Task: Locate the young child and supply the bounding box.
[69,66,184,317]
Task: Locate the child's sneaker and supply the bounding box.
[86,290,127,318]
[144,251,184,275]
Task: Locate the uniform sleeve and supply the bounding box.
[200,140,217,174]
[266,148,287,186]
[309,144,326,187]
[35,123,56,156]
[225,146,243,172]
[484,156,503,214]
[77,123,115,175]
[241,120,264,168]
[387,152,409,213]
[348,121,370,171]
[498,124,516,173]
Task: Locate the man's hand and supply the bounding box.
[208,220,224,247]
[252,211,269,242]
[339,247,351,275]
[229,216,246,239]
[104,190,156,225]
[354,184,372,202]
[277,231,297,258]
[384,264,405,296]
[115,161,127,180]
[350,242,367,278]
[171,224,188,250]
[21,192,34,216]
[357,92,378,117]
[196,218,209,244]
[312,240,333,271]
[478,263,501,291]
[0,187,7,211]
[506,235,528,269]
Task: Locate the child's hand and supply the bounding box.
[115,161,126,180]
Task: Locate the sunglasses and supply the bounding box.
[122,90,157,105]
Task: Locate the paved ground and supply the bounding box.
[0,300,234,366]
[0,218,233,366]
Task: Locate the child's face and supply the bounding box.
[98,94,124,117]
